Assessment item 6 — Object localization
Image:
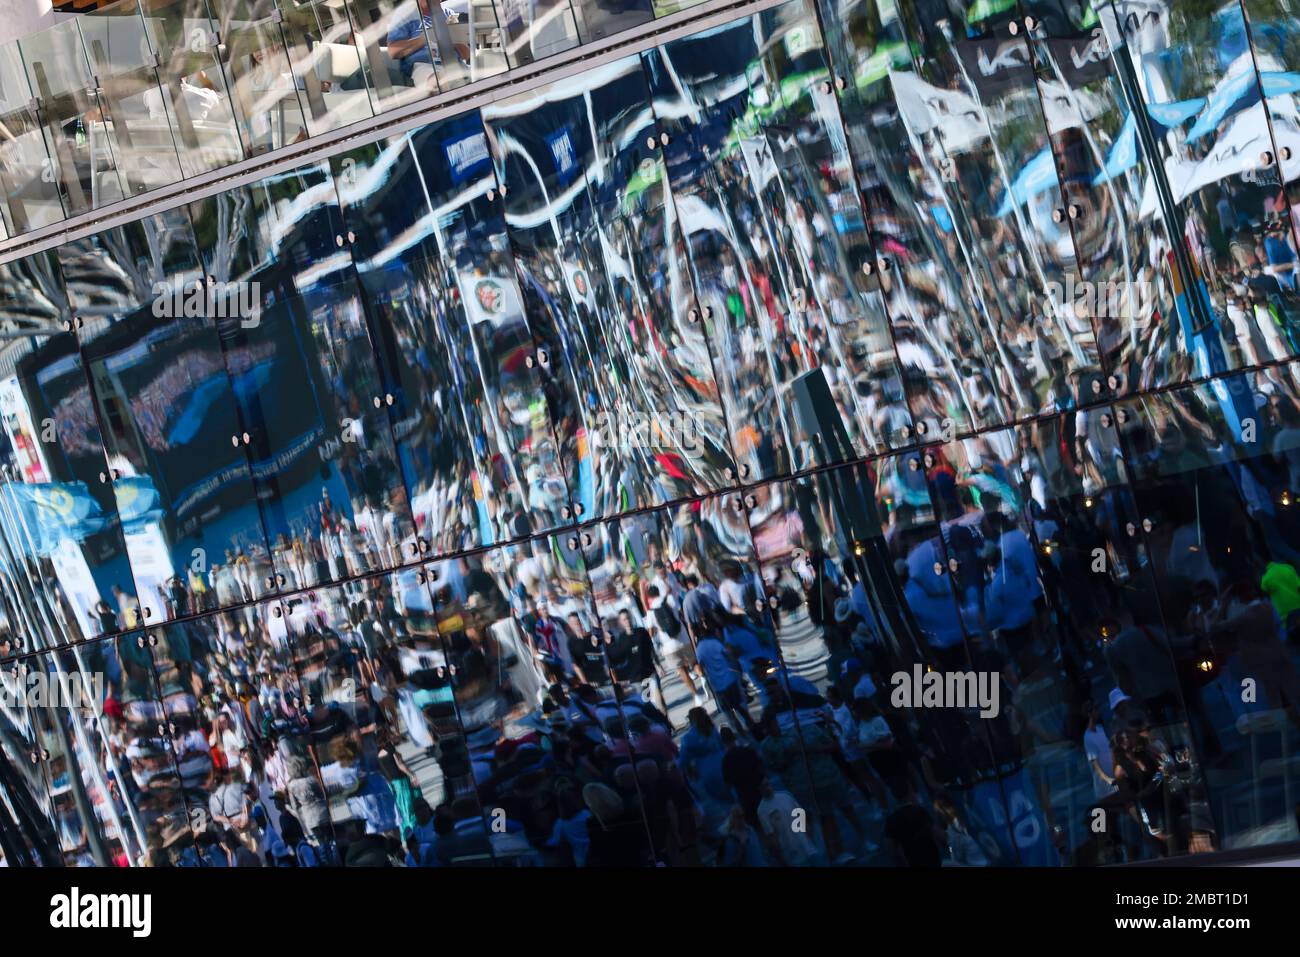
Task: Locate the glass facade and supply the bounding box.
[3,0,1300,868]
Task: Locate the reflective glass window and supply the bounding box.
[207,0,311,155]
[1021,397,1221,859]
[341,0,445,109]
[331,115,571,549]
[0,40,64,236]
[140,0,247,175]
[1,252,140,644]
[495,0,581,69]
[65,212,277,624]
[0,657,63,865]
[277,0,377,135]
[19,19,119,214]
[1108,3,1300,380]
[188,161,417,588]
[1016,6,1184,396]
[809,0,1012,437]
[78,1,186,199]
[29,635,200,866]
[1117,368,1300,848]
[750,457,1016,864]
[484,56,734,519]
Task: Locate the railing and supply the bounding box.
[0,0,714,245]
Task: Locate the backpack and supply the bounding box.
[654,603,682,638]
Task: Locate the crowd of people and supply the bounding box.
[15,346,1300,868]
[12,0,1300,869]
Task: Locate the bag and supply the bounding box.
[654,603,682,639]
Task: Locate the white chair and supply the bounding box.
[314,40,363,84]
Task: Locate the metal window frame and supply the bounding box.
[0,0,785,267]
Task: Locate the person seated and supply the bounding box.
[387,0,471,87]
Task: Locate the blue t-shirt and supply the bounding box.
[388,15,435,75]
[696,636,740,692]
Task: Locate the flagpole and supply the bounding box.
[1097,2,1214,337]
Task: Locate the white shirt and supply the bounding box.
[718,579,746,614]
[758,790,818,866]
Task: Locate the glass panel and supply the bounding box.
[947,418,1216,861]
[274,579,403,859]
[189,161,418,589]
[279,570,512,865]
[641,34,816,482]
[19,18,117,214]
[570,0,652,44]
[343,0,443,110]
[484,57,735,519]
[141,0,246,175]
[1019,401,1219,859]
[1112,5,1299,378]
[584,499,783,865]
[496,0,581,70]
[1118,369,1300,849]
[1,251,140,644]
[1017,6,1185,395]
[809,0,1011,438]
[277,0,377,135]
[332,116,571,550]
[419,554,543,864]
[484,76,633,522]
[78,0,185,199]
[651,0,703,16]
[183,595,343,863]
[66,211,277,624]
[29,634,200,866]
[0,39,65,236]
[750,457,1017,865]
[914,3,1105,415]
[587,62,737,496]
[464,531,660,864]
[657,3,914,470]
[207,0,310,155]
[434,0,503,87]
[1245,0,1300,364]
[0,656,63,865]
